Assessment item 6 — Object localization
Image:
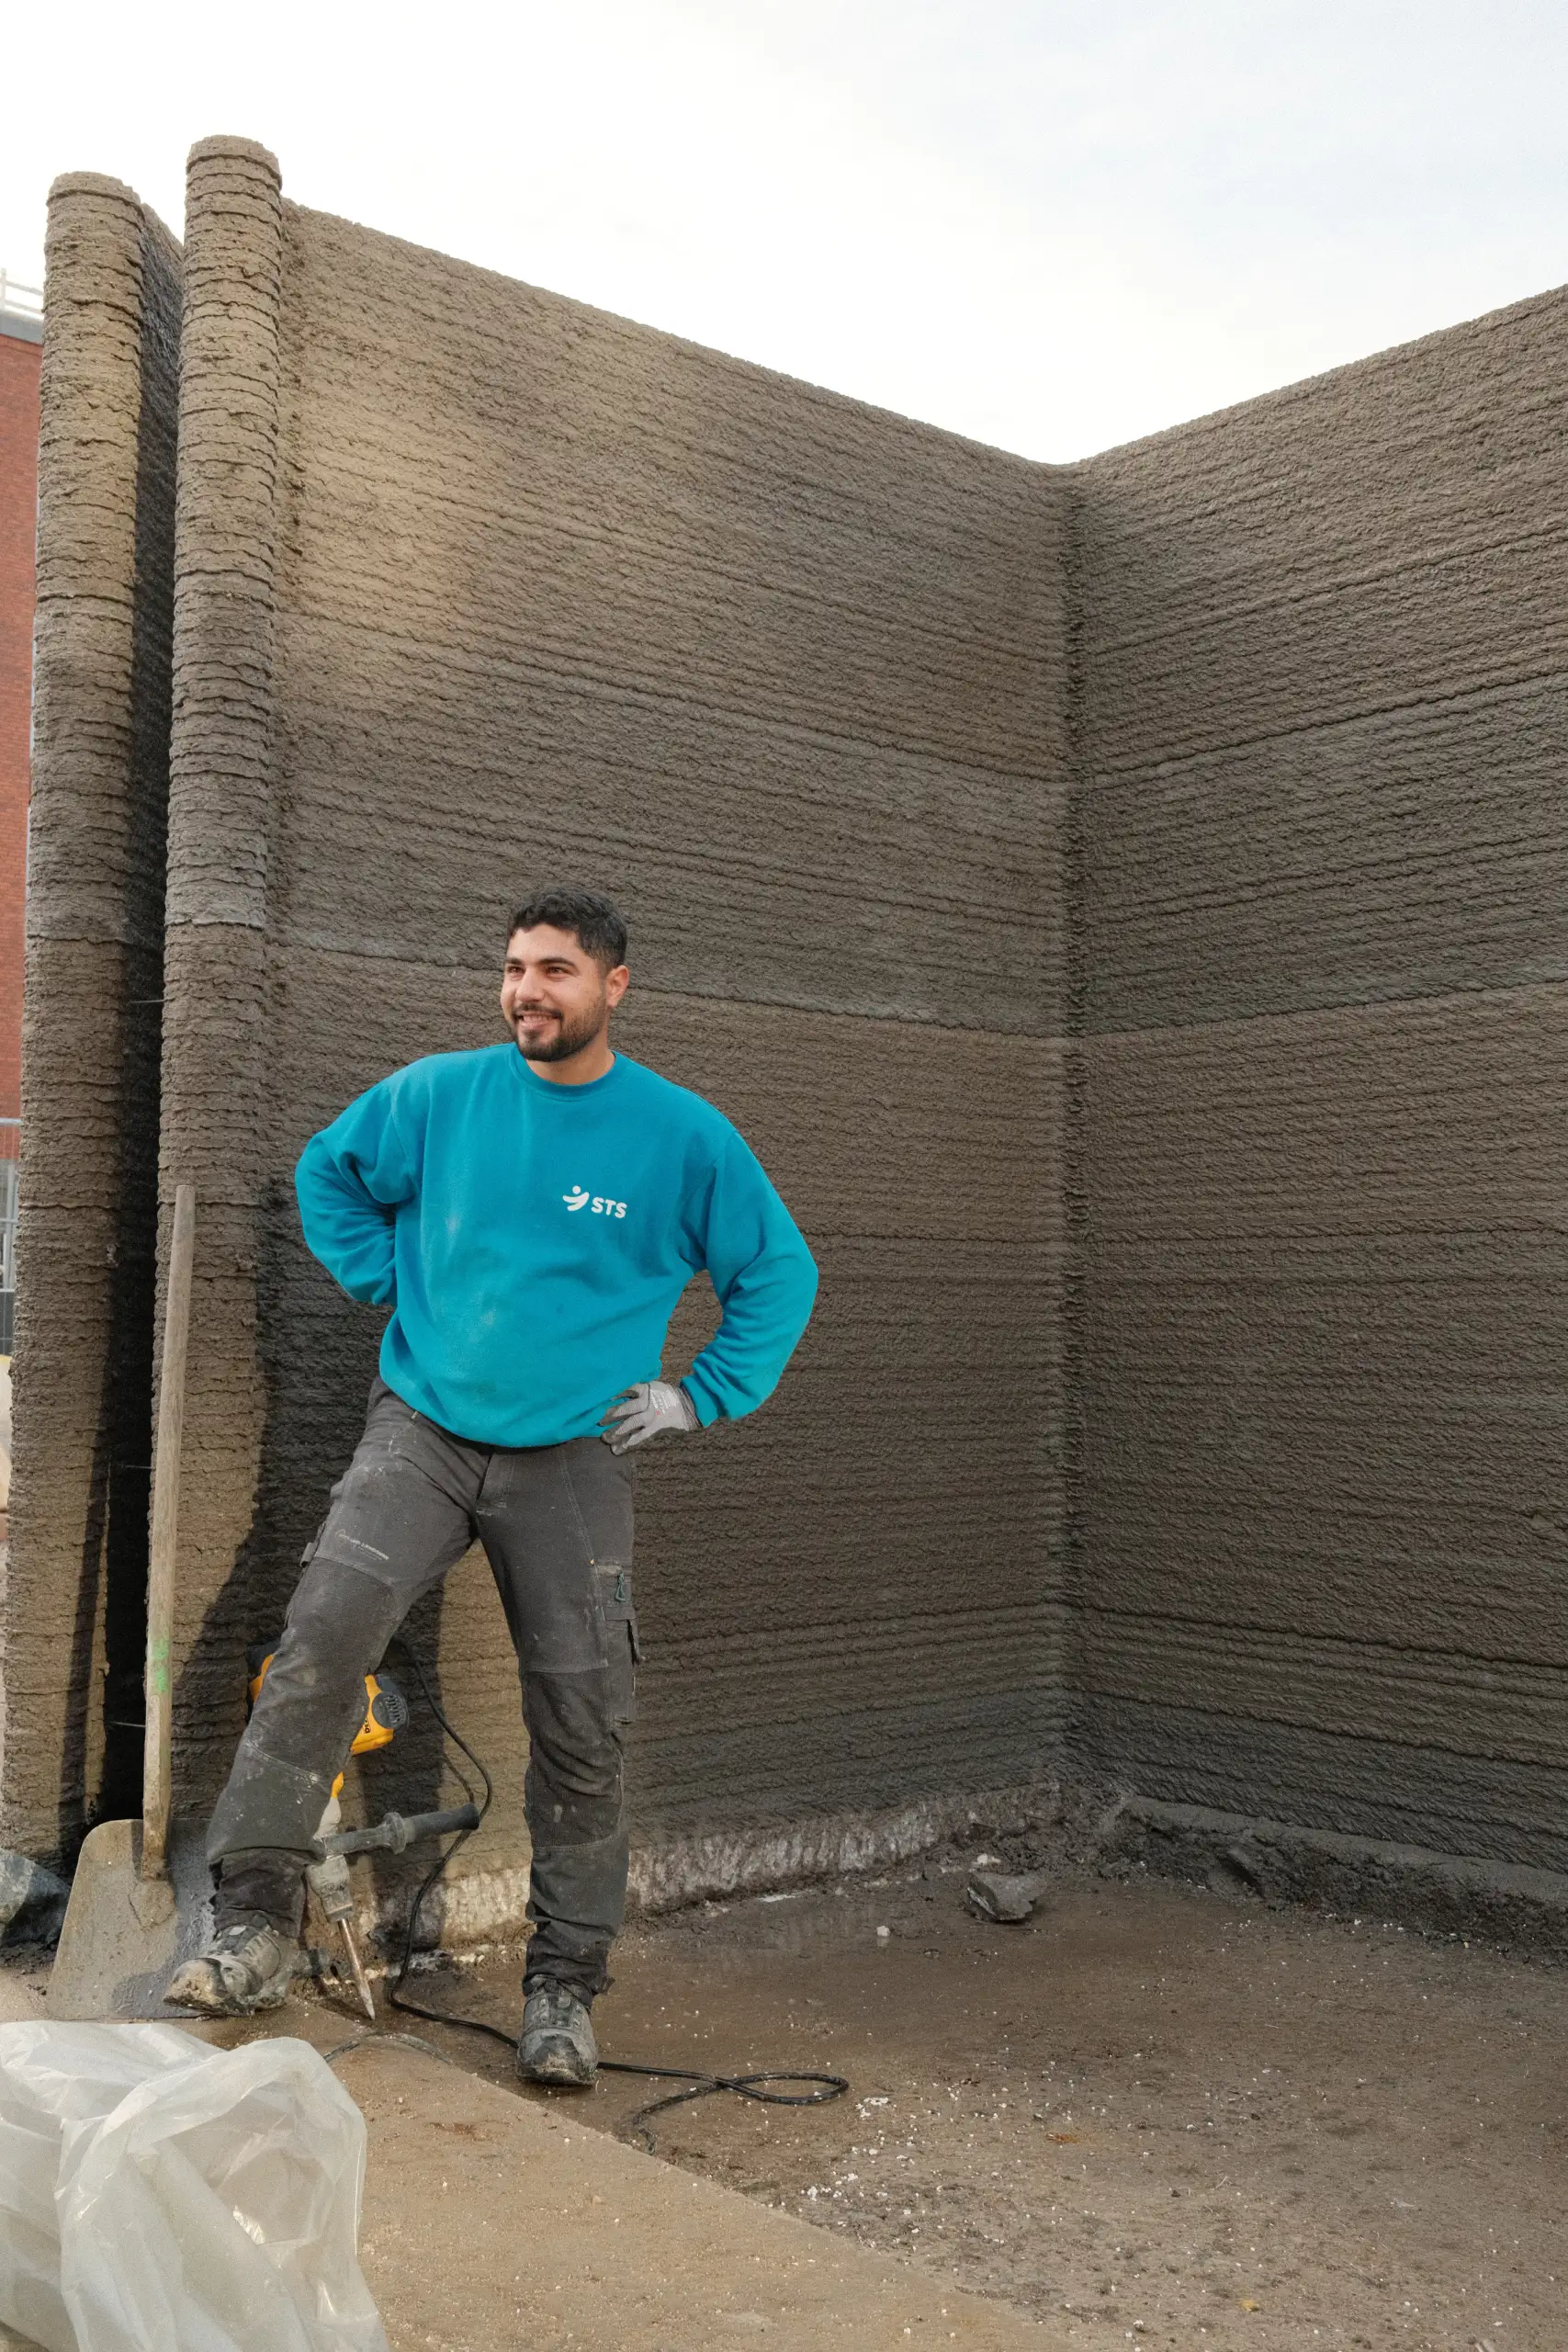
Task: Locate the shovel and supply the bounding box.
[47,1184,212,2018]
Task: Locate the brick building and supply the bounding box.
[0,279,39,1360]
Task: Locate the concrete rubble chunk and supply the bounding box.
[0,1851,69,1941]
[965,1866,1049,1924]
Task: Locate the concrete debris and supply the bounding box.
[0,1852,68,1943]
[965,1867,1050,1924]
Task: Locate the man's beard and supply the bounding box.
[515,994,606,1062]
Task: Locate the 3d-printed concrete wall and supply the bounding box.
[7,177,180,1860]
[9,130,1565,1928]
[1071,287,1568,1870]
[35,139,1066,1919]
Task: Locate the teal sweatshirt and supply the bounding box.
[295,1044,818,1448]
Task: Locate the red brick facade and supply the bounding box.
[0,320,39,1125]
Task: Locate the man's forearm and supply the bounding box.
[682,1241,818,1424]
[296,1135,399,1302]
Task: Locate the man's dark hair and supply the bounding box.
[508,886,628,972]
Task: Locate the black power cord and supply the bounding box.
[340,1641,851,2154]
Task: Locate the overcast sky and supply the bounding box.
[6,1,1567,460]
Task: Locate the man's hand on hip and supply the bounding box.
[600,1380,699,1454]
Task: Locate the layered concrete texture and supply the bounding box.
[13,128,1566,1928]
[145,139,1067,1916]
[0,308,41,1126]
[1071,286,1568,1869]
[5,178,180,1858]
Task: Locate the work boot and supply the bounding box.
[517,1981,598,2087]
[166,1917,300,2016]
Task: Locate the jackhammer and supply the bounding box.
[246,1645,480,2020]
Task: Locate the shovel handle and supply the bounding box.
[141,1184,195,1883]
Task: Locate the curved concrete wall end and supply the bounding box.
[6,175,180,1860]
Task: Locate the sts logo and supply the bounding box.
[563,1184,627,1219]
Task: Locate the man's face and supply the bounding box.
[500,925,628,1062]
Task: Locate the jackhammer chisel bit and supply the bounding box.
[305,1848,376,2021]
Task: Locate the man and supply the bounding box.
[169,886,818,2085]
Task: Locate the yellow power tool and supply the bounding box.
[245,1644,409,1787]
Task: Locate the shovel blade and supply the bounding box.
[46,1818,213,2019]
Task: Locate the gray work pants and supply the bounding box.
[207,1378,639,2000]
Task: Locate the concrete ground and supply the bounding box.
[385,1861,1564,2352]
[6,1858,1564,2349]
[0,1938,1040,2352]
[340,2037,1044,2349]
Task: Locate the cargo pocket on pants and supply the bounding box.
[595,1564,641,1724]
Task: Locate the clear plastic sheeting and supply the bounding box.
[0,2022,389,2352]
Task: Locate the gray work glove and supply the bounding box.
[600,1379,699,1454]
